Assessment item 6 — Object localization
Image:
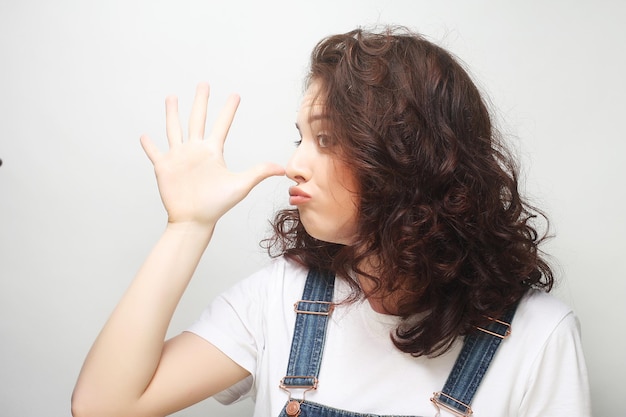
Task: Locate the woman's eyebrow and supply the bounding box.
[309,113,328,123]
[295,113,328,133]
[296,113,328,128]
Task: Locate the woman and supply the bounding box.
[72,27,590,417]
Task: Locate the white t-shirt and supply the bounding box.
[187,257,591,417]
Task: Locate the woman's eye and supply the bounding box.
[293,139,302,147]
[316,134,329,148]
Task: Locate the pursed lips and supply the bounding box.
[288,186,311,205]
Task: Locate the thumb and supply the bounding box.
[229,162,285,205]
[244,162,286,187]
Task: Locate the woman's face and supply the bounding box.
[286,82,359,245]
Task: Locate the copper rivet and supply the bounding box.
[286,400,301,416]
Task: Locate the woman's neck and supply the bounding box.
[356,265,402,316]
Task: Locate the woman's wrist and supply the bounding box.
[165,220,216,237]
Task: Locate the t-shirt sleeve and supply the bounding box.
[185,266,271,403]
[519,311,592,416]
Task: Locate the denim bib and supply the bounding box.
[278,269,517,417]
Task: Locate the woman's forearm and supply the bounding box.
[73,222,214,411]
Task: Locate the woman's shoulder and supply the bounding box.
[228,256,310,301]
[484,289,591,415]
[504,288,582,357]
[515,289,578,332]
[244,256,308,282]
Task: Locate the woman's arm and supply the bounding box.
[71,83,284,417]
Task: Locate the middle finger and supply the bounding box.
[188,82,210,141]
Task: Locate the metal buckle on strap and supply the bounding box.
[279,376,318,412]
[431,391,473,417]
[279,375,319,390]
[474,316,512,339]
[293,300,334,316]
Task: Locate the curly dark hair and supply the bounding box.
[263,26,553,357]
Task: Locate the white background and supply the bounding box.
[1,1,624,416]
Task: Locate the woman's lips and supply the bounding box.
[289,186,311,205]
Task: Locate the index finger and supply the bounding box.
[206,94,241,154]
[188,82,210,141]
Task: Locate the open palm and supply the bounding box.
[140,83,284,226]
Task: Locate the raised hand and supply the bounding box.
[72,83,278,417]
[140,83,285,227]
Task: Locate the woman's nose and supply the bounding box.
[285,142,312,183]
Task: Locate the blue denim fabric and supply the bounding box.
[278,401,415,417]
[434,306,518,415]
[281,269,335,389]
[278,269,517,417]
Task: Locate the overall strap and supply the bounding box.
[431,303,519,416]
[280,268,335,393]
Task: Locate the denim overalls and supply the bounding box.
[278,269,517,417]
